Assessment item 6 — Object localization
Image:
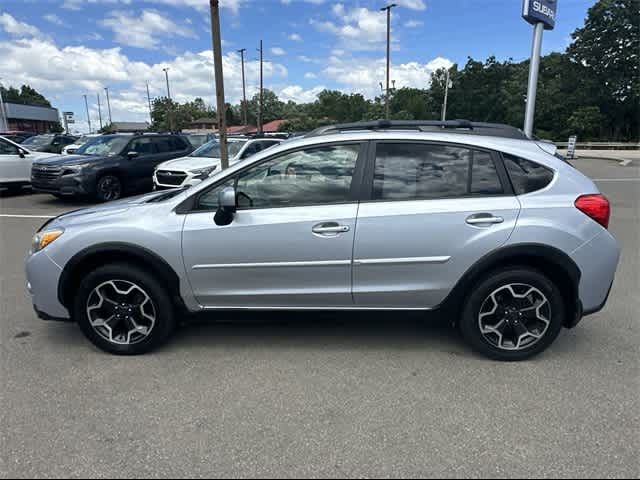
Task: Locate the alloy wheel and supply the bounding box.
[86,280,156,345]
[478,283,551,351]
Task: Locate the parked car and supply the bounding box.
[0,131,36,143]
[21,134,78,154]
[0,135,60,193]
[62,134,101,155]
[25,120,620,359]
[154,137,282,189]
[31,133,193,202]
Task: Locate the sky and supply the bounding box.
[0,0,596,134]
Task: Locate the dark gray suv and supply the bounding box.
[31,134,193,201]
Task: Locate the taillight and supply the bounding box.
[575,194,610,229]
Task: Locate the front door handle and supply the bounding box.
[312,222,350,235]
[466,214,504,226]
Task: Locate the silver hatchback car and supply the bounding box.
[25,121,620,360]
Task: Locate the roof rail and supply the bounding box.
[306,120,528,140]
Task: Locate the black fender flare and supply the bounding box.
[58,242,184,311]
[439,243,582,326]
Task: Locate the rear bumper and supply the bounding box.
[571,230,620,316]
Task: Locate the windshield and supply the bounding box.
[186,134,211,149]
[190,140,246,159]
[75,136,130,156]
[22,135,53,150]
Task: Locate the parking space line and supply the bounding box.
[0,214,56,219]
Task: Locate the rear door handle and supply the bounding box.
[466,214,504,226]
[312,222,350,235]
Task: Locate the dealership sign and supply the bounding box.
[63,111,75,124]
[522,0,557,30]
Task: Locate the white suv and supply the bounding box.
[0,135,59,193]
[154,137,282,189]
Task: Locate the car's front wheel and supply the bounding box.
[74,264,176,355]
[96,174,122,202]
[459,267,565,361]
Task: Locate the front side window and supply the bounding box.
[373,143,504,201]
[503,154,555,195]
[196,144,359,210]
[75,136,130,156]
[129,138,154,155]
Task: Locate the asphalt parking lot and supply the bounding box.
[1,158,638,478]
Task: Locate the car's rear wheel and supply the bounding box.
[74,264,176,355]
[96,175,122,202]
[459,267,565,361]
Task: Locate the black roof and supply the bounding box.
[306,120,529,140]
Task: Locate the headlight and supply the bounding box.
[61,165,85,175]
[31,229,64,253]
[189,166,217,178]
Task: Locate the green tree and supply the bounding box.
[568,0,640,139]
[0,84,51,107]
[567,106,605,140]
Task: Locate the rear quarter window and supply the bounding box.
[503,154,554,195]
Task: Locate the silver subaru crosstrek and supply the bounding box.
[25,121,620,360]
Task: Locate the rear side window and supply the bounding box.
[172,137,189,150]
[503,154,554,195]
[153,137,173,153]
[373,143,504,201]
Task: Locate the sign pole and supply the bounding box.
[524,22,544,138]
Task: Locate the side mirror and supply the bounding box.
[127,151,139,160]
[214,186,237,226]
[18,149,27,158]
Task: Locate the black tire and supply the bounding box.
[459,267,565,361]
[6,185,23,195]
[95,174,122,202]
[74,263,176,355]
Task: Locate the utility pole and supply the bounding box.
[0,81,7,132]
[163,67,174,132]
[257,40,264,134]
[83,94,92,134]
[381,3,397,119]
[238,48,248,126]
[104,87,112,124]
[210,0,229,169]
[163,67,171,99]
[97,93,103,130]
[146,81,153,124]
[441,69,451,122]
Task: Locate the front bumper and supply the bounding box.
[31,172,92,196]
[25,250,71,321]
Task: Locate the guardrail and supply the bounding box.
[555,142,640,150]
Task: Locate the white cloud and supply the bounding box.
[281,0,326,4]
[0,13,41,37]
[323,55,453,98]
[0,36,291,132]
[278,85,325,104]
[396,0,427,10]
[404,20,424,28]
[63,0,245,14]
[288,33,302,41]
[101,9,197,49]
[44,14,64,26]
[271,47,286,56]
[304,72,317,79]
[311,6,388,50]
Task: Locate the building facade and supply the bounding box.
[3,103,60,134]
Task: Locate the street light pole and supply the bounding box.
[381,3,397,119]
[146,81,153,124]
[441,69,451,122]
[238,48,248,126]
[0,80,7,132]
[104,87,112,124]
[163,67,171,100]
[257,40,264,134]
[83,94,92,134]
[97,93,103,130]
[210,0,229,170]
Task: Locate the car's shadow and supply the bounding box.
[45,310,475,357]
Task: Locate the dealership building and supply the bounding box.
[2,103,60,133]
